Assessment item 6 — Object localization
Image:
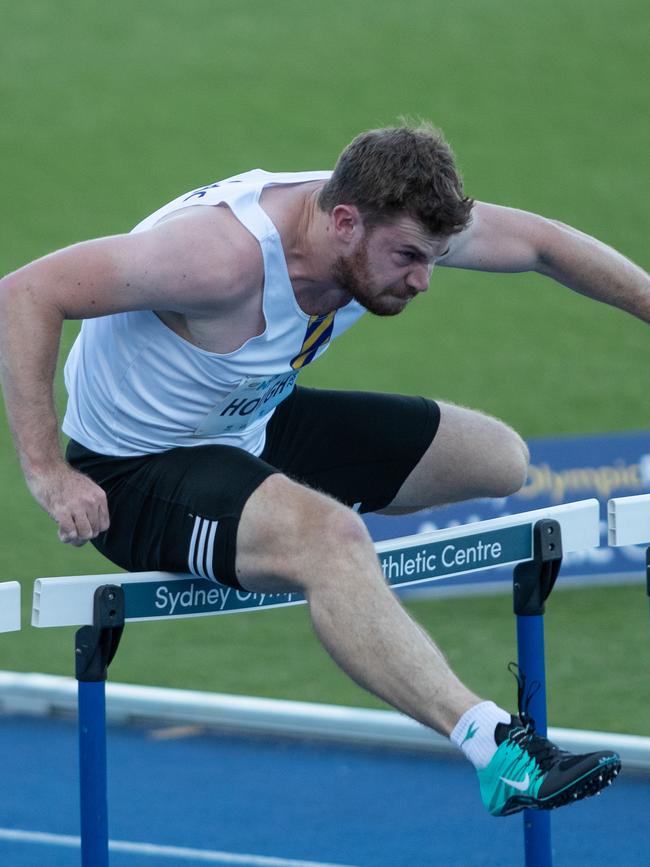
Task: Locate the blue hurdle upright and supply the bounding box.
[513,519,563,867]
[75,586,124,867]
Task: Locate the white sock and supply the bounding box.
[450,701,512,769]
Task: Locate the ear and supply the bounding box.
[330,204,364,243]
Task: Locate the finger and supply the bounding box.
[85,499,109,537]
[71,511,94,542]
[95,492,110,533]
[57,516,80,545]
[59,531,86,546]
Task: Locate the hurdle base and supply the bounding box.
[75,585,125,683]
[513,520,562,617]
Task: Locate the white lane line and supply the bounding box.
[0,828,357,866]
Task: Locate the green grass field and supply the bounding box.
[1,1,648,734]
[1,584,648,735]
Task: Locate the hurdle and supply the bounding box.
[31,499,602,867]
[0,582,21,634]
[608,492,650,617]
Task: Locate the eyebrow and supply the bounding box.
[400,244,431,259]
[400,244,450,261]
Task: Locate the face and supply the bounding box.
[331,216,449,316]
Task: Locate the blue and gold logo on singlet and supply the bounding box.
[290,312,335,370]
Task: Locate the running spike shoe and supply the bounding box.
[478,664,621,817]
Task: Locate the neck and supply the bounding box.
[286,188,352,315]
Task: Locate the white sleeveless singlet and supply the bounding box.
[62,170,366,457]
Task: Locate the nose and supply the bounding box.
[406,263,432,293]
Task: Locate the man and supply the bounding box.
[1,124,647,817]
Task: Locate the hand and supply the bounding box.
[27,463,110,546]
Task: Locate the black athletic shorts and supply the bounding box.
[66,387,440,589]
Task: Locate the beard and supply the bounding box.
[331,239,411,317]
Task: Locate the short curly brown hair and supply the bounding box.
[318,122,473,236]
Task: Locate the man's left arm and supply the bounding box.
[438,201,650,324]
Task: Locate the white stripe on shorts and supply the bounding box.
[204,520,218,581]
[188,516,219,581]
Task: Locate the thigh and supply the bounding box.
[66,440,278,588]
[261,386,441,513]
[382,401,530,513]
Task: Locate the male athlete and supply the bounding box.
[1,124,647,817]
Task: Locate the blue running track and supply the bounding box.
[0,714,647,866]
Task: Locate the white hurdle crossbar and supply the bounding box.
[607,493,650,547]
[608,493,650,612]
[0,582,21,633]
[32,498,600,629]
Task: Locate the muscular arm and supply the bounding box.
[439,202,650,323]
[0,207,261,543]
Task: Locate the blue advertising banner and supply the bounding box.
[362,430,650,593]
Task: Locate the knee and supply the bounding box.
[316,498,373,557]
[492,426,530,497]
[434,402,530,501]
[294,492,375,577]
[237,474,374,587]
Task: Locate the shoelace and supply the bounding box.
[507,661,540,727]
[506,662,565,772]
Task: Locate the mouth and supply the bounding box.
[397,288,417,301]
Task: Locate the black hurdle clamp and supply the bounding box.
[75,585,125,683]
[513,519,563,617]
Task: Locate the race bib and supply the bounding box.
[193,371,299,436]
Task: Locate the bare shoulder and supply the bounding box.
[144,204,264,306]
[155,204,259,254]
[1,203,266,321]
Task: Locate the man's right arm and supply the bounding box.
[0,263,107,546]
[0,208,261,545]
